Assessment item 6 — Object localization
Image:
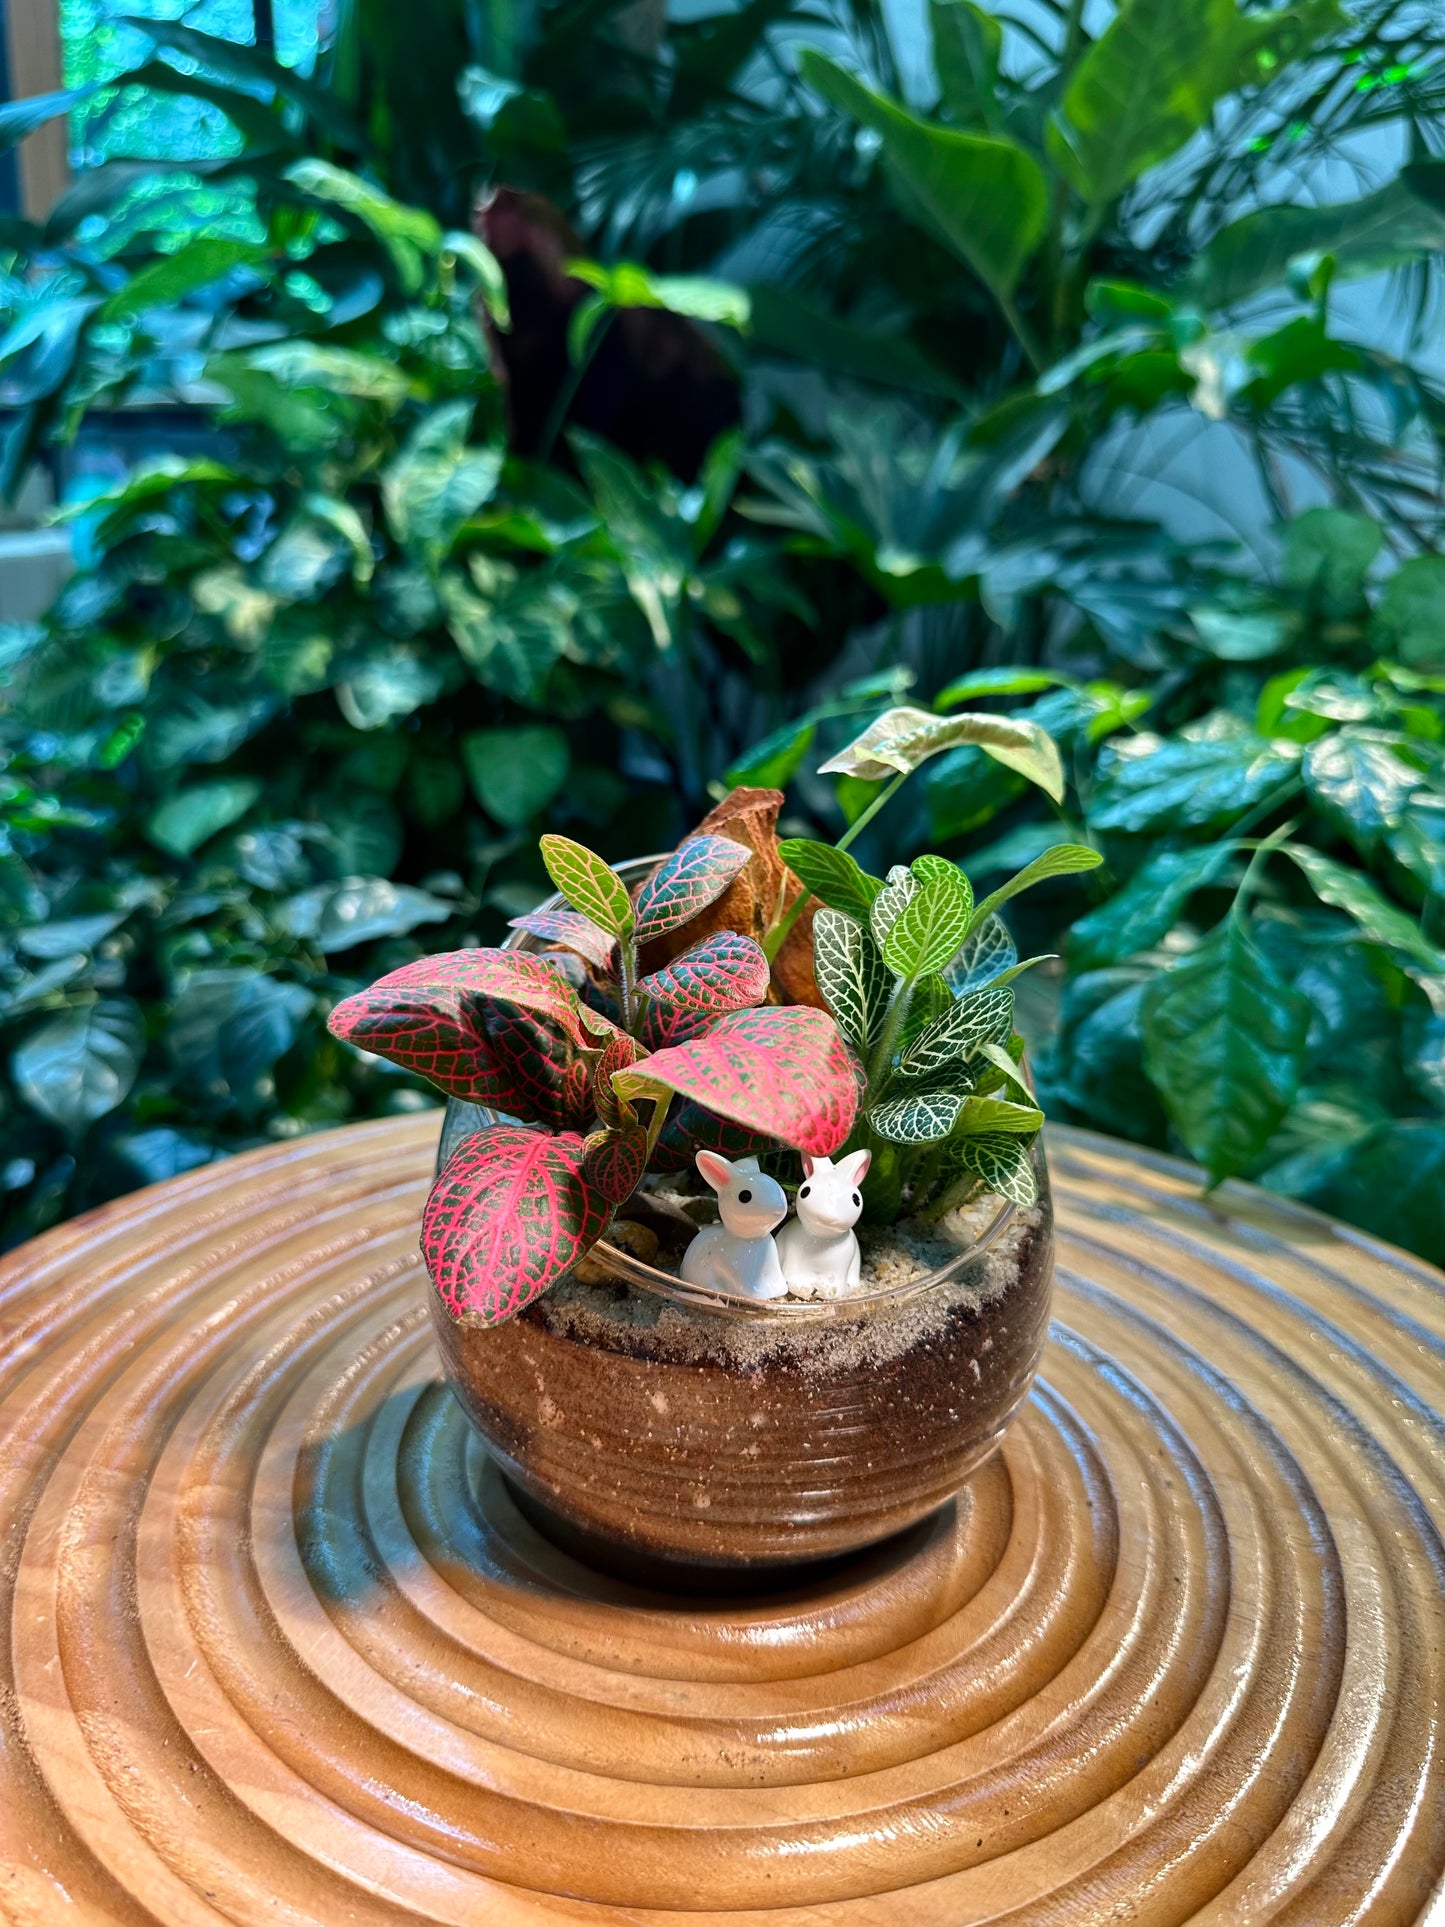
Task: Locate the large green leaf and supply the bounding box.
[99,237,269,321]
[147,779,262,858]
[777,839,883,923]
[383,401,503,558]
[1302,731,1419,859]
[930,0,1002,130]
[12,998,146,1132]
[1191,161,1445,310]
[797,52,1047,299]
[1069,845,1235,969]
[1089,729,1300,834]
[1284,846,1444,972]
[463,726,570,828]
[969,843,1101,930]
[1141,917,1309,1182]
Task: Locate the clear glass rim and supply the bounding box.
[485,851,1025,1323]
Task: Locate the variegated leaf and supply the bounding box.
[948,914,1017,992]
[633,835,753,943]
[883,870,974,978]
[423,1125,612,1324]
[582,1125,649,1205]
[813,908,889,1052]
[615,1005,858,1156]
[897,982,1015,1075]
[649,1100,774,1172]
[327,977,503,1100]
[978,1039,1033,1100]
[638,930,769,1026]
[590,1030,645,1127]
[480,1003,593,1131]
[869,1088,967,1143]
[539,834,634,936]
[820,704,1065,803]
[897,973,953,1057]
[910,853,967,892]
[777,838,883,923]
[870,865,917,948]
[951,1131,1038,1204]
[508,908,618,973]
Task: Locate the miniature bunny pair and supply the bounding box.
[680,1148,872,1302]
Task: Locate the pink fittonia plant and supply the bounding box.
[328,833,859,1324]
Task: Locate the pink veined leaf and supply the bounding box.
[632,835,753,944]
[423,1125,612,1324]
[338,947,596,1043]
[508,909,619,974]
[481,1004,594,1131]
[327,978,506,1101]
[617,1006,859,1156]
[649,1101,774,1172]
[639,930,771,1049]
[582,1125,649,1205]
[591,1029,645,1127]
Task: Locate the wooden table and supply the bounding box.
[0,1117,1441,1925]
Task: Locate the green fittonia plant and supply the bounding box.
[762,707,1100,1216]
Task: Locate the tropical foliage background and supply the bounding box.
[3,0,1445,1258]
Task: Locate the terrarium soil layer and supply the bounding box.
[432,1203,1054,1571]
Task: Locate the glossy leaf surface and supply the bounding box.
[813,909,890,1053]
[509,909,619,973]
[777,838,883,923]
[633,836,753,943]
[539,836,634,938]
[423,1126,611,1323]
[822,705,1065,803]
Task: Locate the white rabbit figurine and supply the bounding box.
[680,1152,789,1300]
[777,1149,872,1299]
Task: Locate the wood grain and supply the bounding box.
[0,1116,1441,1925]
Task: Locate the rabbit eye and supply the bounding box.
[799,1184,810,1197]
[738,1188,752,1203]
[852,1192,861,1206]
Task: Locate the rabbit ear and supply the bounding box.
[695,1150,734,1192]
[800,1153,816,1178]
[839,1148,872,1184]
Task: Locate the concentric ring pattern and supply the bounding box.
[0,1117,1442,1925]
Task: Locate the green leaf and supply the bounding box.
[947,914,1016,992]
[934,667,1070,706]
[335,644,444,732]
[1374,556,1445,674]
[245,340,414,404]
[1089,729,1300,834]
[778,838,884,924]
[951,1132,1037,1204]
[568,257,751,332]
[383,401,504,558]
[813,907,889,1052]
[146,779,262,859]
[930,0,1002,129]
[1049,0,1290,205]
[1281,508,1381,618]
[725,719,816,791]
[898,982,1014,1075]
[284,158,442,292]
[1282,1121,1445,1268]
[276,877,452,952]
[869,865,918,948]
[1069,845,1235,969]
[0,86,93,154]
[1284,846,1444,971]
[1303,730,1419,859]
[969,843,1101,930]
[12,998,145,1132]
[949,1093,1044,1136]
[883,870,973,978]
[463,726,570,828]
[539,834,634,937]
[1191,162,1445,311]
[1141,917,1310,1182]
[870,1088,967,1143]
[99,237,268,321]
[168,969,312,1106]
[822,705,1065,803]
[441,229,510,327]
[797,52,1047,300]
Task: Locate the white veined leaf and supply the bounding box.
[898,982,1014,1075]
[951,1131,1038,1204]
[813,908,889,1052]
[883,870,974,978]
[821,704,1065,803]
[869,1088,967,1143]
[870,865,918,948]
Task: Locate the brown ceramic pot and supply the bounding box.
[429,859,1056,1582]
